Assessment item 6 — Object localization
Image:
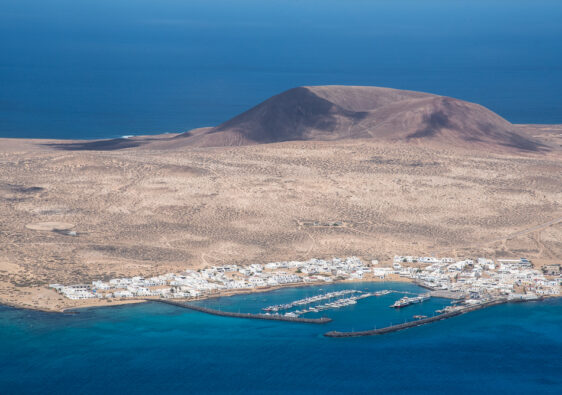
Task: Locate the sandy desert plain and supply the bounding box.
[0,87,561,311]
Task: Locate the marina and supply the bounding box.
[151,282,553,340]
[169,281,554,339]
[262,290,361,312]
[153,285,435,324]
[268,289,395,317]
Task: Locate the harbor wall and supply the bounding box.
[151,299,332,324]
[324,299,507,337]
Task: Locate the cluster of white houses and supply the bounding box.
[50,255,560,302]
[391,256,560,300]
[49,257,371,300]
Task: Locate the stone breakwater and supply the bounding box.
[324,299,508,337]
[151,299,332,324]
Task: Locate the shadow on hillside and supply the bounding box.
[42,138,148,151]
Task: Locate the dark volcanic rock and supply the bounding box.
[176,85,546,152]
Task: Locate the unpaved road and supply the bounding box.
[488,215,562,244]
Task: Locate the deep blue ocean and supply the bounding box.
[1,1,562,393]
[1,0,562,139]
[1,282,561,394]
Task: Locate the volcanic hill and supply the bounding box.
[175,86,545,152]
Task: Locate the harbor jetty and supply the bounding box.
[152,299,332,324]
[324,299,507,337]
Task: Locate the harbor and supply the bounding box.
[154,285,442,326]
[269,289,396,317]
[47,254,560,338]
[156,289,402,322]
[156,284,551,338]
[262,290,362,312]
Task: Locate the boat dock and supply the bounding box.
[263,289,361,312]
[275,289,395,317]
[324,299,507,337]
[390,293,430,308]
[152,299,332,324]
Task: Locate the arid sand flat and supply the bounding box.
[0,86,560,311]
[25,222,75,231]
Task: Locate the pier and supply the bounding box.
[152,299,332,324]
[324,299,507,337]
[429,290,466,300]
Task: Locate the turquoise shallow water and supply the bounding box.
[1,282,561,394]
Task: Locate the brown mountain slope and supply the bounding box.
[175,85,546,151]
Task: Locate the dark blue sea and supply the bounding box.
[2,1,562,393]
[1,0,562,139]
[1,282,561,394]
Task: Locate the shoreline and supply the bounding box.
[0,123,558,143]
[2,275,559,315]
[1,276,414,314]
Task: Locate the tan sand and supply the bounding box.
[0,135,560,311]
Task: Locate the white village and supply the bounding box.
[50,255,561,313]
